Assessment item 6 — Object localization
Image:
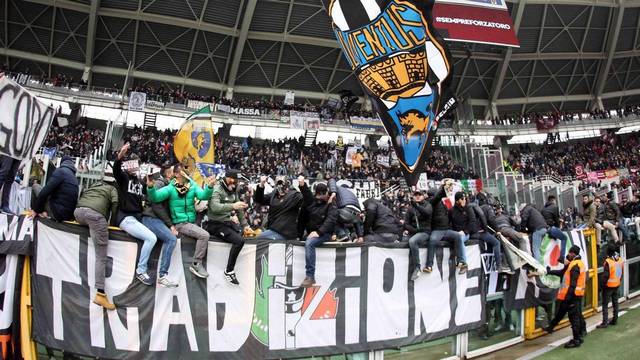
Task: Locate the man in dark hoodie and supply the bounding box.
[113,143,159,286]
[518,203,549,261]
[299,178,338,287]
[255,175,303,240]
[541,195,569,259]
[31,155,79,221]
[363,198,401,243]
[428,180,468,274]
[545,245,587,348]
[404,190,432,280]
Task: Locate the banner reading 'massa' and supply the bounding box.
[324,0,455,185]
[30,219,483,359]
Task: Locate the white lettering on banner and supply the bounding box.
[0,77,55,160]
[455,245,482,326]
[0,214,33,241]
[151,239,197,351]
[413,248,451,335]
[0,254,19,330]
[228,107,261,116]
[35,225,82,340]
[88,240,140,351]
[268,243,287,350]
[344,247,361,344]
[367,247,409,342]
[206,242,256,351]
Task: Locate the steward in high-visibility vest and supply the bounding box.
[544,245,587,349]
[597,245,624,328]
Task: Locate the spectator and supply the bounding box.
[404,190,433,280]
[31,155,79,221]
[362,198,401,243]
[254,175,303,240]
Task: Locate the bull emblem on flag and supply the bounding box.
[323,0,455,185]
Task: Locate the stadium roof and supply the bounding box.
[2,0,640,118]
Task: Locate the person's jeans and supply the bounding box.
[119,216,157,275]
[141,216,177,277]
[547,226,568,259]
[208,222,245,272]
[477,232,501,270]
[257,229,287,240]
[430,229,466,266]
[531,227,548,261]
[364,233,399,243]
[305,234,331,278]
[0,156,19,209]
[408,232,430,271]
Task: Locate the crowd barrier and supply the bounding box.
[0,215,638,359]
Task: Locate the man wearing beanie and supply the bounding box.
[597,245,624,328]
[545,245,587,348]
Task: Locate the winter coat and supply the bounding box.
[604,201,621,222]
[76,181,118,223]
[541,202,560,227]
[363,198,401,235]
[404,201,433,235]
[583,200,597,227]
[142,177,173,227]
[147,179,213,224]
[33,157,79,221]
[429,187,450,230]
[328,179,361,209]
[300,183,337,236]
[520,204,547,232]
[207,183,246,226]
[254,185,303,239]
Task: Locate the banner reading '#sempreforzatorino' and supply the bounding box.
[30,219,485,359]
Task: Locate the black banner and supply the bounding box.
[30,219,485,359]
[0,214,34,255]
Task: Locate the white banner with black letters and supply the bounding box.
[0,77,55,160]
[29,219,485,359]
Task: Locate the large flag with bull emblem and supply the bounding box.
[323,0,455,185]
[173,106,218,185]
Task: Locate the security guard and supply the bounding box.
[597,245,624,328]
[544,245,587,348]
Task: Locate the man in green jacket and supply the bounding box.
[74,166,118,310]
[147,165,215,279]
[207,169,250,285]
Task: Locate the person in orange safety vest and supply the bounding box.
[544,245,587,348]
[597,245,623,328]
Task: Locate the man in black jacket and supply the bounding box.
[518,203,549,261]
[541,195,568,259]
[31,155,79,221]
[363,198,401,243]
[545,246,587,348]
[255,175,303,240]
[300,179,337,287]
[429,181,467,274]
[404,190,432,280]
[329,178,364,242]
[483,204,531,254]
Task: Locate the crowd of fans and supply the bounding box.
[476,106,640,126]
[507,132,640,181]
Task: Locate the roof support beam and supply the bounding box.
[225,0,258,95]
[485,0,526,119]
[183,0,209,88]
[84,0,100,86]
[594,1,625,108]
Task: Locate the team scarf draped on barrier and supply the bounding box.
[323,0,456,186]
[24,218,484,359]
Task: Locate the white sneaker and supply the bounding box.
[411,268,421,281]
[158,275,178,288]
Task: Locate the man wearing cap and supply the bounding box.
[597,245,624,328]
[30,155,79,221]
[147,164,215,280]
[299,177,338,287]
[140,163,179,288]
[207,169,251,284]
[74,165,119,310]
[429,181,468,274]
[404,190,433,279]
[254,175,303,240]
[545,245,587,348]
